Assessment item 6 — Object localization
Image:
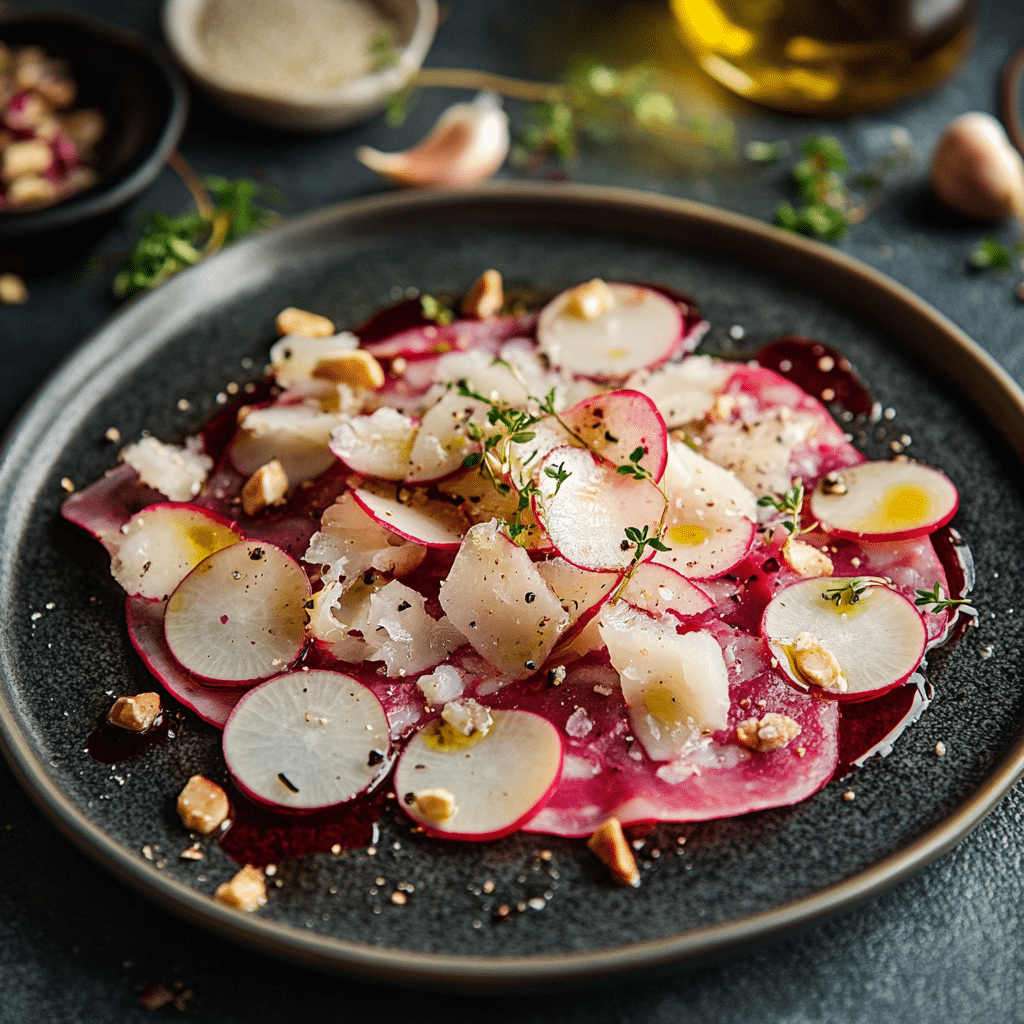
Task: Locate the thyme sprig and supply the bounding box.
[616,446,653,480]
[757,479,805,536]
[914,582,977,615]
[420,294,455,326]
[821,578,871,606]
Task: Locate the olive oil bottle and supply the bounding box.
[670,0,976,115]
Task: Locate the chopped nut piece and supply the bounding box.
[936,741,947,756]
[104,426,121,443]
[137,983,175,1011]
[461,268,504,319]
[0,272,28,304]
[390,890,407,905]
[784,540,834,579]
[177,775,230,835]
[214,864,267,911]
[441,697,493,737]
[6,173,57,208]
[241,458,289,516]
[312,348,385,390]
[563,278,615,320]
[108,692,161,732]
[180,846,204,861]
[587,816,640,887]
[843,790,856,802]
[820,471,847,496]
[411,787,457,824]
[792,631,848,693]
[275,306,335,337]
[736,712,802,752]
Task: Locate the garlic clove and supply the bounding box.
[930,111,1024,222]
[357,91,509,188]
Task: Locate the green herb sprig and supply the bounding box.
[914,582,977,615]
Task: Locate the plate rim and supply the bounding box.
[2,181,1024,991]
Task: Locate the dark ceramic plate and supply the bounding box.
[2,185,1024,991]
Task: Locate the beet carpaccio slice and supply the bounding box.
[62,275,970,852]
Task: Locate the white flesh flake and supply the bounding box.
[762,578,927,696]
[439,520,569,678]
[269,332,359,387]
[653,439,757,579]
[303,491,425,585]
[625,355,732,428]
[406,389,490,484]
[534,445,664,572]
[223,670,389,810]
[810,460,958,539]
[537,283,682,379]
[111,504,242,601]
[306,578,381,664]
[417,664,465,706]
[394,710,562,839]
[165,542,310,683]
[329,407,416,480]
[352,487,466,548]
[121,436,212,502]
[231,402,340,483]
[598,603,729,761]
[701,406,819,503]
[364,580,464,677]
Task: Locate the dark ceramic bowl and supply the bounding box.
[0,11,188,272]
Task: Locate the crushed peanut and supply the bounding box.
[736,712,802,753]
[411,787,458,824]
[563,278,615,320]
[441,697,493,737]
[214,864,267,911]
[0,272,28,304]
[586,816,640,887]
[312,348,385,390]
[241,459,289,516]
[108,692,161,732]
[783,540,834,579]
[791,631,848,693]
[819,471,847,496]
[275,306,335,338]
[176,775,230,835]
[460,268,504,319]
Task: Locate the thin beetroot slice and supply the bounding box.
[362,314,534,360]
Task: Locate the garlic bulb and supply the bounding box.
[357,92,509,188]
[930,112,1024,222]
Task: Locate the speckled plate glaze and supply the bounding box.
[2,184,1024,991]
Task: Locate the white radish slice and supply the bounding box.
[126,599,244,727]
[303,490,425,585]
[394,709,563,840]
[653,439,757,580]
[405,388,489,484]
[111,503,243,601]
[165,542,311,684]
[598,603,729,761]
[351,486,465,549]
[439,469,551,551]
[533,445,665,572]
[620,562,713,619]
[625,355,733,428]
[230,403,340,483]
[762,578,927,701]
[439,520,569,677]
[329,407,416,480]
[433,341,560,409]
[810,461,959,542]
[223,670,390,810]
[534,556,618,625]
[561,390,668,482]
[537,282,683,379]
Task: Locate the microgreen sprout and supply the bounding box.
[915,582,977,615]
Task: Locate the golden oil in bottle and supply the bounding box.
[670,0,976,115]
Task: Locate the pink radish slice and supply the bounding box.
[762,578,927,701]
[165,542,311,684]
[620,562,713,619]
[810,461,959,542]
[61,464,164,555]
[351,487,465,549]
[111,503,243,601]
[223,670,390,811]
[394,710,563,840]
[405,389,489,484]
[537,283,683,379]
[534,445,665,572]
[561,390,668,482]
[534,556,619,625]
[362,314,534,361]
[125,599,244,726]
[328,408,417,480]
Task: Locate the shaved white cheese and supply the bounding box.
[121,436,212,501]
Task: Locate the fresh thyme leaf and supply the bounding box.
[821,578,869,606]
[745,139,790,163]
[420,295,454,326]
[914,582,975,614]
[969,237,1019,272]
[462,452,483,468]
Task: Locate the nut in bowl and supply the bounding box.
[162,0,439,132]
[0,12,187,272]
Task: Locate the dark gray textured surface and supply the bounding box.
[3,0,1024,1019]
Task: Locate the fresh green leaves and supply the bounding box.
[623,524,670,558]
[615,446,651,480]
[757,479,805,535]
[821,578,870,606]
[969,236,1023,272]
[774,135,852,241]
[914,582,976,615]
[420,294,455,326]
